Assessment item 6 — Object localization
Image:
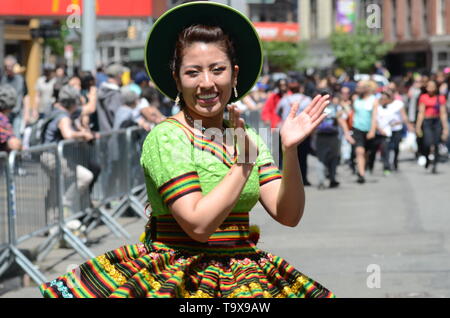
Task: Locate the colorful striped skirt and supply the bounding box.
[39,212,335,298]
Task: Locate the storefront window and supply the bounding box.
[438,52,448,61]
[248,0,296,23]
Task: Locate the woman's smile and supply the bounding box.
[196,92,220,106]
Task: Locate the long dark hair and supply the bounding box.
[425,80,439,97]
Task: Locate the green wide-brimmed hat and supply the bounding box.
[144,1,263,103]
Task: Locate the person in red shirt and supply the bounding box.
[416,80,449,173]
[261,79,288,129]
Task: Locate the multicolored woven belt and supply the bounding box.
[147,212,251,246]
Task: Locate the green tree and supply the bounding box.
[44,22,82,63]
[44,22,70,56]
[329,21,394,73]
[262,41,307,73]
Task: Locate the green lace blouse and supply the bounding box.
[140,118,282,216]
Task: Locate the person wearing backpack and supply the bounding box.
[95,63,126,132]
[43,85,94,144]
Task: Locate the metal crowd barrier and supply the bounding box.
[9,144,95,263]
[0,151,47,284]
[0,152,10,276]
[84,128,148,235]
[122,127,148,217]
[57,138,129,240]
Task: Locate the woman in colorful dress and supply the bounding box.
[39,1,335,298]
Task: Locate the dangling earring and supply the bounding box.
[174,93,180,105]
[233,86,238,98]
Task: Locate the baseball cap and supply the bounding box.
[134,71,150,85]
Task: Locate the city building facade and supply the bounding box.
[298,0,384,72]
[298,0,450,75]
[383,0,450,74]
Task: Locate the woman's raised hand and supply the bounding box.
[228,104,258,165]
[280,94,330,150]
[228,104,245,130]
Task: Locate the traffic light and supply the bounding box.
[127,25,137,40]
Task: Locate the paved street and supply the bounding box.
[254,154,450,298]
[1,152,450,298]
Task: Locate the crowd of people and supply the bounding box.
[1,54,450,191]
[255,68,449,188]
[0,58,168,225]
[0,56,168,155]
